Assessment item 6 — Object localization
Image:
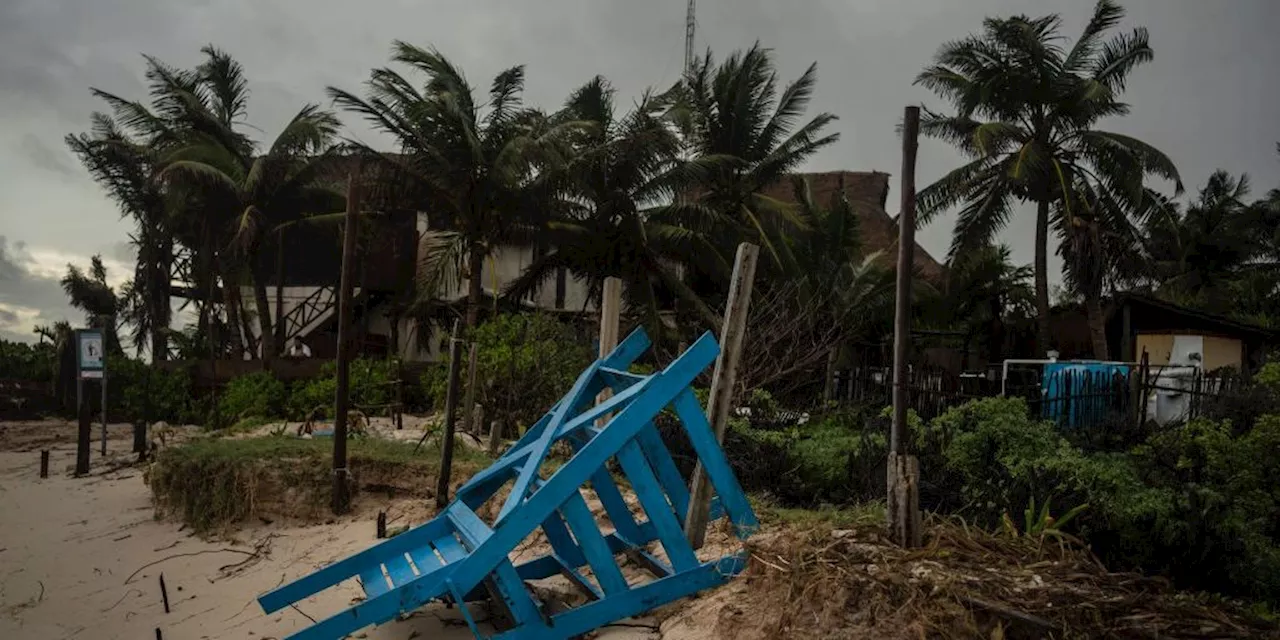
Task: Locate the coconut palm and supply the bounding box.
[328,42,577,329]
[501,76,719,333]
[1143,171,1256,307]
[942,244,1034,366]
[76,48,259,358]
[60,256,126,355]
[158,99,343,360]
[679,43,840,278]
[66,114,173,360]
[915,0,1181,352]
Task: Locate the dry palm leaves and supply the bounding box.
[673,516,1277,640]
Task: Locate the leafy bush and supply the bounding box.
[103,356,193,423]
[461,314,593,430]
[217,371,287,425]
[0,339,55,382]
[286,358,398,420]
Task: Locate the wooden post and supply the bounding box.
[684,243,759,549]
[395,360,404,431]
[436,321,464,509]
[376,511,387,539]
[274,227,286,357]
[331,170,361,515]
[824,348,839,403]
[39,450,49,478]
[487,420,501,457]
[888,105,923,548]
[597,277,623,426]
[75,391,90,476]
[461,342,480,435]
[159,573,170,613]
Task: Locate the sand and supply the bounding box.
[0,421,667,640]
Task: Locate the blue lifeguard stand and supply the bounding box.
[257,327,758,639]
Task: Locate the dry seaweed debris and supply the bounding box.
[673,516,1278,640]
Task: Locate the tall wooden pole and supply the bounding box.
[596,278,623,427]
[274,227,286,357]
[331,171,360,515]
[436,320,464,509]
[888,106,923,548]
[684,243,759,549]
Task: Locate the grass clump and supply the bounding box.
[147,435,489,534]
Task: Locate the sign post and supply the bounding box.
[75,329,107,461]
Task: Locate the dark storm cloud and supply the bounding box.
[0,0,1278,331]
[0,236,78,342]
[17,133,74,177]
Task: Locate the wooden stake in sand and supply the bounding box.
[596,277,623,427]
[158,573,170,613]
[684,243,758,550]
[75,395,91,476]
[436,320,464,509]
[888,105,923,549]
[39,450,49,478]
[331,170,361,515]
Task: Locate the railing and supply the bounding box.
[830,362,1246,428]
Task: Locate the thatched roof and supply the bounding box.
[761,171,945,284]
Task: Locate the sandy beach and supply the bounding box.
[0,422,667,640]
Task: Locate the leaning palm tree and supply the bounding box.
[328,42,576,328]
[76,47,259,358]
[61,256,126,355]
[501,76,719,334]
[679,43,840,277]
[915,0,1181,352]
[67,114,173,360]
[158,101,343,360]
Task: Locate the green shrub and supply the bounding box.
[463,314,593,430]
[0,339,55,383]
[104,356,193,424]
[286,358,398,421]
[218,371,287,425]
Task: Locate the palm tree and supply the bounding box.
[328,42,576,329]
[67,115,173,360]
[75,48,258,358]
[60,256,126,355]
[1057,179,1149,358]
[678,43,840,279]
[915,0,1181,352]
[942,244,1033,366]
[501,76,718,333]
[158,100,343,360]
[1143,171,1256,308]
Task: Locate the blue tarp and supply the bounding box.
[1041,362,1132,428]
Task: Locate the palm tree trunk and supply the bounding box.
[220,261,246,359]
[1085,295,1109,360]
[274,228,286,356]
[1034,198,1052,355]
[252,259,274,361]
[466,243,484,328]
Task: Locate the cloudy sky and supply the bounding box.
[1,0,1278,343]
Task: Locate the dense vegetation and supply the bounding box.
[10,0,1276,614]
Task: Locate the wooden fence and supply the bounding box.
[830,360,1246,428]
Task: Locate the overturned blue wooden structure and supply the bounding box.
[258,327,759,639]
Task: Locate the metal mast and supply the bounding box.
[684,0,696,74]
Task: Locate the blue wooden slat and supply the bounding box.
[555,556,604,600]
[636,424,690,525]
[448,503,544,628]
[383,554,416,588]
[406,333,719,602]
[495,327,652,524]
[461,377,647,509]
[433,534,466,563]
[560,491,630,595]
[258,516,450,613]
[672,388,760,538]
[495,558,742,640]
[407,544,443,575]
[540,511,587,568]
[514,521,660,581]
[614,440,699,573]
[497,359,603,523]
[359,566,390,599]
